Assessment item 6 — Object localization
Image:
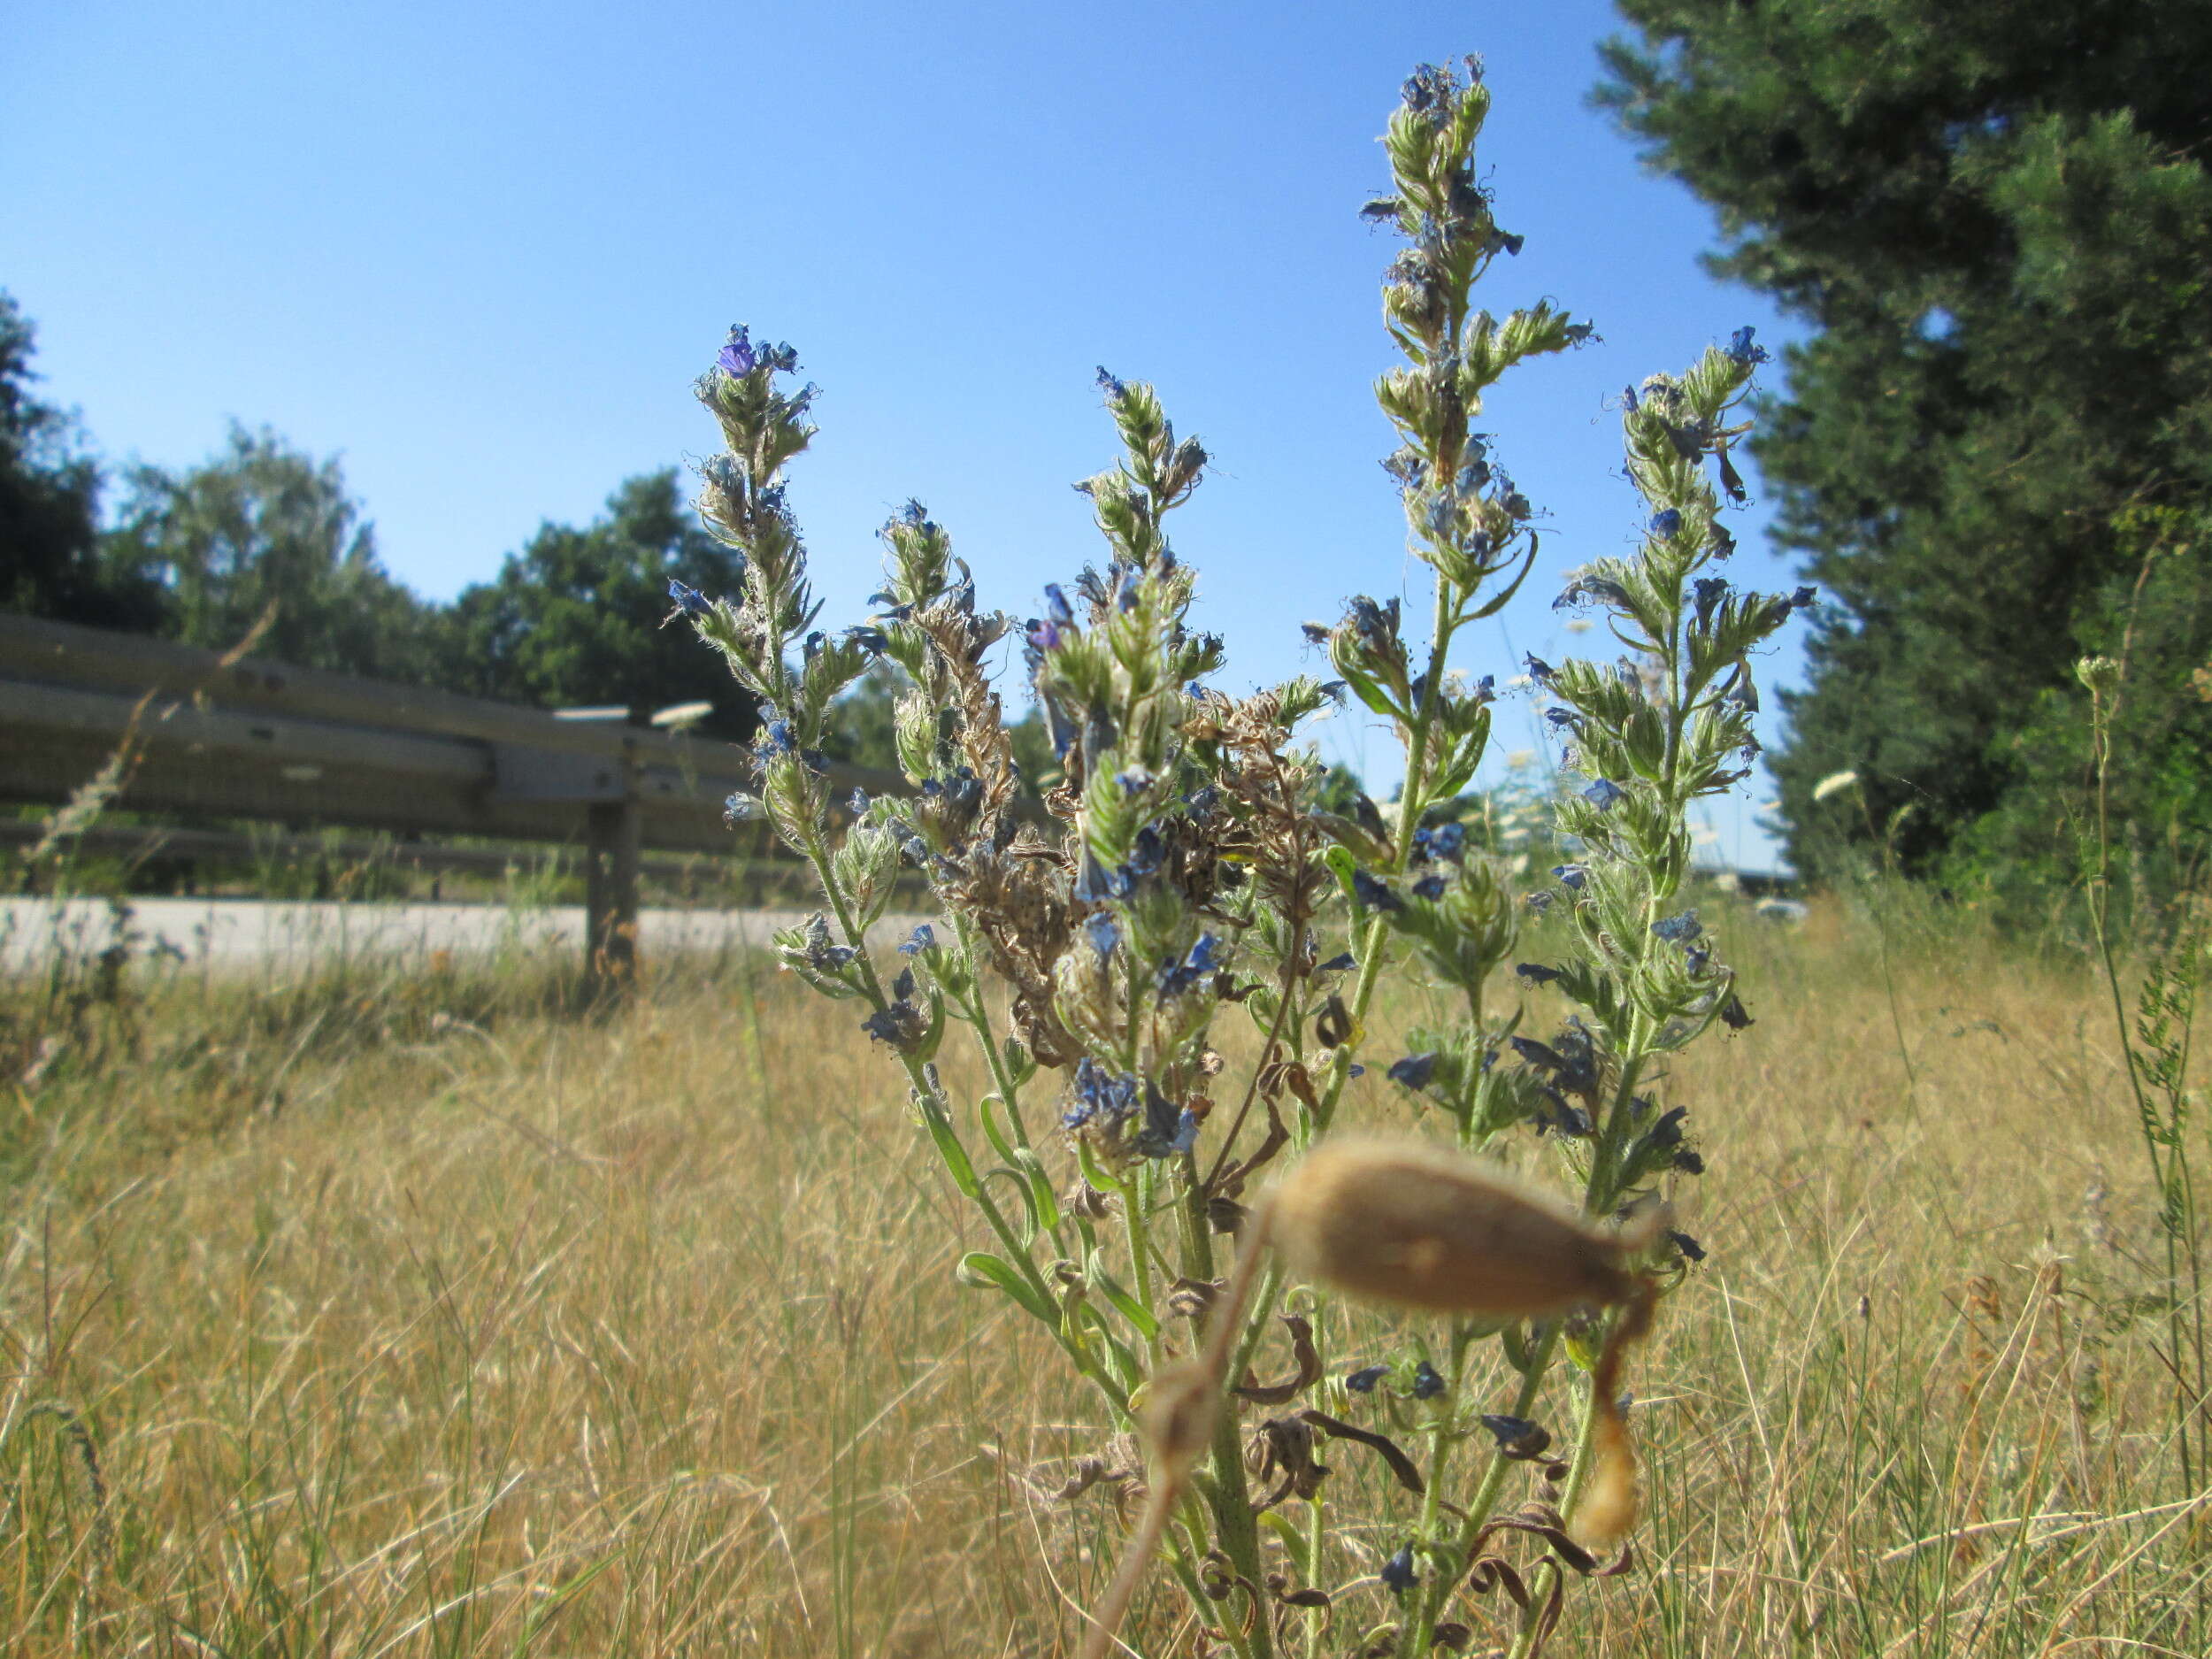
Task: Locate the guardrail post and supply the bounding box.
[583,795,641,1000]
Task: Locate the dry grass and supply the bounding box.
[0,899,2202,1657]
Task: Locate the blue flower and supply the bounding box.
[1345,1364,1387,1394]
[1724,326,1770,366]
[668,580,710,617]
[1525,653,1555,683]
[844,626,890,654]
[1694,577,1730,630]
[1134,1079,1198,1158]
[724,793,756,822]
[1481,1413,1542,1448]
[1651,910,1702,944]
[1351,869,1402,912]
[1551,864,1587,890]
[1525,890,1555,915]
[1649,509,1683,539]
[1583,778,1625,810]
[1064,1058,1140,1132]
[1043,583,1074,626]
[1563,320,1597,345]
[1411,873,1447,902]
[1095,365,1128,399]
[1085,913,1120,960]
[1387,1053,1437,1090]
[1116,768,1153,795]
[1720,995,1753,1031]
[898,925,935,956]
[1381,1544,1418,1594]
[1318,951,1356,972]
[1347,595,1401,650]
[1790,585,1818,612]
[1544,706,1578,730]
[1556,572,1632,610]
[1622,383,1640,412]
[1411,1359,1446,1399]
[717,326,758,378]
[1516,963,1563,986]
[1414,821,1467,864]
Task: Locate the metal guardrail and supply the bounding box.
[0,612,902,988]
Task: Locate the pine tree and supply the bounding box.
[1597,1,2212,891]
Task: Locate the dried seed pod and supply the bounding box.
[1265,1138,1651,1317]
[1264,1138,1660,1551]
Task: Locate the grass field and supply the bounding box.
[0,895,2202,1657]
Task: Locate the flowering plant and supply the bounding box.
[680,58,1803,1659]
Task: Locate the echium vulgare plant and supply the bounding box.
[678,57,1807,1659]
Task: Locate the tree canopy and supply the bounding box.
[440,471,760,739]
[1597,0,2212,895]
[102,424,441,678]
[0,291,161,630]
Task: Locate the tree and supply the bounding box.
[0,292,161,629]
[1596,1,2212,890]
[439,471,759,738]
[104,424,437,677]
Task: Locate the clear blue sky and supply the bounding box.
[4,0,1811,871]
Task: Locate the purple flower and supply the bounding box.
[717,326,758,378]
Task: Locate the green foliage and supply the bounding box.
[0,292,159,630]
[104,423,437,676]
[1597,0,2212,893]
[439,471,759,737]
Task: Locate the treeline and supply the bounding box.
[2,294,760,741]
[1601,0,2212,909]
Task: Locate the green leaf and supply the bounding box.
[918,1097,979,1197]
[956,1251,1054,1324]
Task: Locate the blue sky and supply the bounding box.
[4,0,1810,870]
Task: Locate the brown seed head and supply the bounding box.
[1266,1138,1645,1319]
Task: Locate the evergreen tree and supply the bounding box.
[440,471,759,739]
[1597,1,2212,889]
